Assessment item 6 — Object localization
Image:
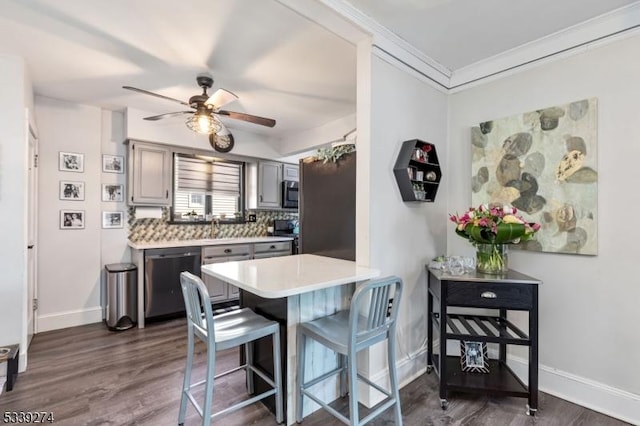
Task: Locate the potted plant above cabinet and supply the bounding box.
[393,139,441,202]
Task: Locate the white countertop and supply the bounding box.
[128,236,293,250]
[201,254,381,298]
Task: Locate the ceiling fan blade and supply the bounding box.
[123,86,191,107]
[217,121,232,135]
[205,88,238,109]
[144,111,193,121]
[216,110,276,127]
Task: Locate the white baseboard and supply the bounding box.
[507,355,640,425]
[363,344,638,425]
[37,306,103,332]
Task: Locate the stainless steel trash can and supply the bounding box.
[105,263,137,331]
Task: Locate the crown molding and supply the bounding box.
[315,0,452,87]
[302,0,640,93]
[449,2,640,90]
[371,45,450,94]
[276,0,370,45]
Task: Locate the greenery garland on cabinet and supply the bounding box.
[314,143,355,163]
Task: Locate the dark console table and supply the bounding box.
[427,267,541,415]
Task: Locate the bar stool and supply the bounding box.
[296,276,404,425]
[178,272,283,425]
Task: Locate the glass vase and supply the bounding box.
[475,243,508,274]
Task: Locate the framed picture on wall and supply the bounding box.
[102,155,124,174]
[102,211,124,229]
[59,181,85,201]
[102,184,124,202]
[59,152,84,172]
[60,210,85,229]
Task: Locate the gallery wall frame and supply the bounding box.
[59,152,84,172]
[102,211,124,229]
[60,210,85,229]
[59,181,85,201]
[102,154,124,174]
[102,183,124,202]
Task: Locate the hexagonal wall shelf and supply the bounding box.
[393,139,441,202]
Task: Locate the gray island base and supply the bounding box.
[201,254,381,425]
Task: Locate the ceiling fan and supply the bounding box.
[123,73,276,152]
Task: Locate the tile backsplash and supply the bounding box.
[127,208,298,242]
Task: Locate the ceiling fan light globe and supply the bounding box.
[185,114,222,134]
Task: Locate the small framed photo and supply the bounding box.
[460,341,489,373]
[60,210,85,229]
[59,152,84,172]
[102,211,124,229]
[102,155,124,174]
[59,181,85,201]
[102,184,124,202]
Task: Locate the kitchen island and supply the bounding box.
[201,254,380,426]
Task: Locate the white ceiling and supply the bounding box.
[0,0,636,139]
[0,0,357,138]
[344,0,638,71]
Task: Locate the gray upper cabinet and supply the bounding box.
[283,163,299,181]
[127,140,172,206]
[257,161,282,209]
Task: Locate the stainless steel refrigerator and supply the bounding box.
[299,152,356,261]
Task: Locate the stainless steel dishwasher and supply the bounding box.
[144,246,201,319]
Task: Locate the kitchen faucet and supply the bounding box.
[210,217,220,238]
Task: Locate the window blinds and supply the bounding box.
[175,155,241,196]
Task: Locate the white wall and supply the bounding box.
[100,110,130,314]
[278,113,357,155]
[356,46,449,398]
[0,55,29,369]
[35,96,103,332]
[448,34,640,423]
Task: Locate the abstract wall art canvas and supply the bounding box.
[471,98,598,255]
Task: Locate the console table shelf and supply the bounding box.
[433,312,530,345]
[431,355,529,398]
[427,268,541,415]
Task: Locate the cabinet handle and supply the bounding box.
[166,189,169,199]
[481,291,497,299]
[259,195,263,202]
[224,249,232,254]
[270,245,276,249]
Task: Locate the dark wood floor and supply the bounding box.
[0,318,628,426]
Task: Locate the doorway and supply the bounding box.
[26,117,38,344]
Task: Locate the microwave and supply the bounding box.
[282,180,298,209]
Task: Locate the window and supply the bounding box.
[172,154,245,223]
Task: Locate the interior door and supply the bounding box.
[27,119,39,343]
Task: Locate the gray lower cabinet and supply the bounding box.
[201,244,252,302]
[201,241,292,302]
[253,241,292,258]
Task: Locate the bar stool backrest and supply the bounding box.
[349,275,403,349]
[180,271,215,343]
